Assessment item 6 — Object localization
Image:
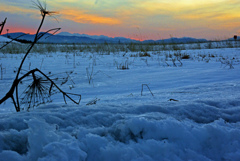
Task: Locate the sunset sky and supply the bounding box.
[1,0,240,40]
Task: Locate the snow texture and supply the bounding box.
[0,46,240,161]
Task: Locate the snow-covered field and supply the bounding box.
[0,45,240,161]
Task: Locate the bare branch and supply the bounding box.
[141,84,154,96]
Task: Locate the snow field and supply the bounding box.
[0,47,239,160]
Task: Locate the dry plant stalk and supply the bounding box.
[0,18,7,35]
[0,0,81,112]
[141,84,154,96]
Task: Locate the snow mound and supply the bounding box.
[0,102,240,161]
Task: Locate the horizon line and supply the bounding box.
[2,31,239,42]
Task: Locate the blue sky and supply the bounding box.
[1,0,240,40]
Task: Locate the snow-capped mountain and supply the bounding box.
[143,37,207,44]
[57,32,112,40]
[2,32,138,44]
[57,32,208,44]
[56,32,139,43]
[0,35,15,43]
[2,32,208,44]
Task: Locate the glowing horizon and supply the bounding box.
[1,0,240,40]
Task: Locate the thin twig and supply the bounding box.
[141,84,154,96]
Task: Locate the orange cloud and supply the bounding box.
[62,9,121,25]
[176,12,240,21]
[213,14,240,21]
[221,22,240,30]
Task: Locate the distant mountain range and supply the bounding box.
[1,32,208,44]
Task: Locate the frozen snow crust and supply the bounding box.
[0,47,240,160]
[1,102,240,161]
